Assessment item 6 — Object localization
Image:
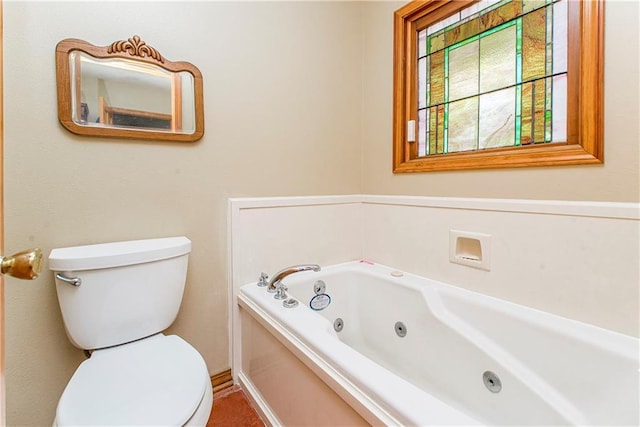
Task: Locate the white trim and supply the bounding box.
[229,194,640,220]
[228,195,361,210]
[360,195,640,220]
[226,200,237,381]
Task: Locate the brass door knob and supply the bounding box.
[0,248,43,280]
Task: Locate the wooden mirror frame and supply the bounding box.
[56,36,204,142]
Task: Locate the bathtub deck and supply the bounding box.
[207,385,265,427]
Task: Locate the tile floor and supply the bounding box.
[207,385,265,427]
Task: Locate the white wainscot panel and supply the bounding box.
[361,201,639,336]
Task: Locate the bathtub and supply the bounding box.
[237,261,639,426]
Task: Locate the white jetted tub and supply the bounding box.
[238,261,639,426]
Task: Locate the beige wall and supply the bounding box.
[3,0,639,426]
[361,0,640,202]
[3,2,362,425]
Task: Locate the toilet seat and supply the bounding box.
[56,334,209,426]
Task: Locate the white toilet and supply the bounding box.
[48,236,213,426]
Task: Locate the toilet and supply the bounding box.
[48,236,213,426]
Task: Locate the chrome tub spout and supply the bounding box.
[267,264,321,293]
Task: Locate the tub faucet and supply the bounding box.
[267,264,321,293]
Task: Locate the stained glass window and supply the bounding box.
[416,0,567,157]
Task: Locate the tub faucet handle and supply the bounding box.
[257,272,269,287]
[274,284,288,300]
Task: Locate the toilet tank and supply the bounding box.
[49,237,191,350]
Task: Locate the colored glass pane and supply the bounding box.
[418,29,427,58]
[553,0,567,74]
[445,17,479,48]
[462,0,504,19]
[418,108,427,156]
[520,81,533,144]
[428,12,461,35]
[447,97,479,152]
[515,84,522,145]
[545,76,552,142]
[532,78,546,142]
[444,103,449,152]
[522,7,546,81]
[479,87,516,149]
[448,39,479,101]
[480,0,522,32]
[516,18,523,83]
[523,0,547,14]
[479,24,516,93]
[482,0,516,15]
[418,57,427,109]
[444,49,450,102]
[545,5,553,75]
[429,106,437,154]
[460,2,481,19]
[551,74,567,142]
[429,32,445,54]
[429,50,445,105]
[436,105,445,153]
[416,0,567,157]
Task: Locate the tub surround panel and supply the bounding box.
[229,195,640,379]
[229,194,639,424]
[240,309,371,426]
[229,199,362,286]
[228,198,363,374]
[361,202,639,337]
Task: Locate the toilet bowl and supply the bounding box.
[55,334,213,426]
[49,237,213,426]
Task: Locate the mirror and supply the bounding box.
[56,36,204,142]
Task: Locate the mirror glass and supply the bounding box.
[56,36,204,142]
[70,52,196,134]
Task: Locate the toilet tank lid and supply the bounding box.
[48,236,191,271]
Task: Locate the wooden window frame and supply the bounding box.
[393,0,604,172]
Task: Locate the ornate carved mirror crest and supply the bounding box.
[56,35,204,142]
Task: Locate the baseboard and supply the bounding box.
[211,369,233,393]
